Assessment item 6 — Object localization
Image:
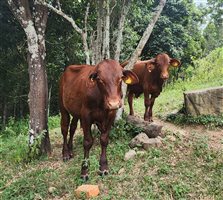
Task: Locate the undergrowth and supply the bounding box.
[166,113,223,128]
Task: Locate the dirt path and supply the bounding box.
[156,118,223,151]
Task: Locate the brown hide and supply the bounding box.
[124,53,181,121]
[59,59,138,180]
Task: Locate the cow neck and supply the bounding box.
[143,64,164,86]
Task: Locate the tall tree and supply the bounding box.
[39,0,133,64]
[7,0,51,155]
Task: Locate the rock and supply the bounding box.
[124,149,137,161]
[48,187,57,194]
[126,115,163,138]
[129,132,149,148]
[166,135,176,142]
[75,185,100,198]
[184,86,223,116]
[118,168,125,175]
[143,137,162,150]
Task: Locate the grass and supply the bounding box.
[0,116,223,199]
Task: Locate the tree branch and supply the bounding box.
[125,0,166,70]
[84,2,90,34]
[114,0,132,61]
[37,0,83,35]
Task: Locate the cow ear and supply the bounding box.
[146,62,155,72]
[89,72,98,81]
[122,70,139,85]
[170,58,181,67]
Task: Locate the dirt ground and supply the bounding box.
[156,118,223,151]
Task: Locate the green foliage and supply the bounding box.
[48,115,61,129]
[28,131,47,161]
[110,116,143,140]
[141,0,204,66]
[166,113,223,128]
[0,134,28,164]
[0,116,59,163]
[0,117,28,137]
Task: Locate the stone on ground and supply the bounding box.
[184,86,223,116]
[129,133,163,150]
[142,137,162,150]
[75,185,100,198]
[129,132,149,148]
[124,149,137,161]
[126,115,163,138]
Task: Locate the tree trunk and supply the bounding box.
[124,0,166,70]
[114,0,132,61]
[7,0,51,155]
[102,0,110,59]
[95,0,103,64]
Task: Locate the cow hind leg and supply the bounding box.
[81,120,93,181]
[68,117,78,158]
[128,91,134,116]
[61,109,71,161]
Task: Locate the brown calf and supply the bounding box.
[121,53,181,122]
[59,59,138,180]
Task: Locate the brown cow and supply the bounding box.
[59,59,138,180]
[121,53,181,122]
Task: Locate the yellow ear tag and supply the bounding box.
[172,62,179,67]
[124,77,132,84]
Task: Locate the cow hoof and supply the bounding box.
[80,174,89,181]
[144,118,153,122]
[98,169,109,176]
[69,153,74,158]
[63,156,70,162]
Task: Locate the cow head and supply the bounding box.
[146,53,181,80]
[89,59,138,110]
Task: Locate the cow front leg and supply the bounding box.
[128,91,134,116]
[144,95,156,122]
[81,121,93,181]
[99,132,109,176]
[67,117,78,158]
[61,110,70,161]
[148,96,156,122]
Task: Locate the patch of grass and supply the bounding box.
[48,115,61,129]
[166,113,223,128]
[1,127,223,199]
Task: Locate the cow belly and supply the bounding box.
[128,85,143,98]
[63,96,82,116]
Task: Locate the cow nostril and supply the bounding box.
[107,100,120,110]
[161,74,169,80]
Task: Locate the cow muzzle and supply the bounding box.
[106,99,121,110]
[160,73,169,80]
